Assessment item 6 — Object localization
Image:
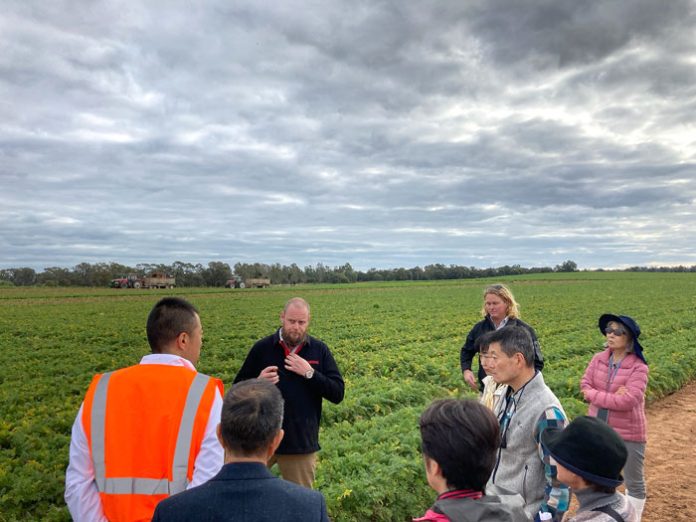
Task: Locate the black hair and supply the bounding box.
[479,326,534,367]
[146,297,199,353]
[220,379,284,456]
[419,398,499,491]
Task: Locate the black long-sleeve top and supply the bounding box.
[234,330,344,454]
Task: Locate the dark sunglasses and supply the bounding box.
[604,327,627,336]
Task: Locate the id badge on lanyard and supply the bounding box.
[597,354,621,422]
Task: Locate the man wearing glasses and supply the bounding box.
[479,326,569,522]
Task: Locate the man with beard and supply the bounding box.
[234,297,344,488]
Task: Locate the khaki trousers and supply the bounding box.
[267,452,317,489]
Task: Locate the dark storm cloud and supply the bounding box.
[465,0,695,69]
[1,0,695,271]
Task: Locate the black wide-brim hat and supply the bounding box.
[598,313,647,365]
[541,416,627,488]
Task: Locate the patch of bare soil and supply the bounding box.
[642,380,696,521]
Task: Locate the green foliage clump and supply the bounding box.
[1,273,695,520]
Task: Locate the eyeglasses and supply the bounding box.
[604,327,627,336]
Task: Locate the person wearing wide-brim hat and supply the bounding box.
[580,314,648,520]
[541,416,637,521]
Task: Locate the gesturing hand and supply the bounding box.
[259,366,280,384]
[284,353,312,377]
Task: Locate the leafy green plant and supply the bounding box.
[1,273,695,520]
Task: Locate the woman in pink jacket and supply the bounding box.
[581,314,648,521]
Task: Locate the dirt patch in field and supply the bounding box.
[642,380,696,521]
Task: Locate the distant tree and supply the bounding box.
[71,262,123,286]
[10,267,37,286]
[312,263,328,284]
[234,263,255,281]
[409,266,425,280]
[554,260,578,272]
[203,261,232,287]
[135,263,155,276]
[287,263,305,285]
[424,263,447,280]
[38,266,74,286]
[170,261,205,287]
[268,263,286,284]
[336,263,357,283]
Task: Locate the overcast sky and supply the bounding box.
[2,1,695,271]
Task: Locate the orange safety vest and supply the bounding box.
[81,364,223,522]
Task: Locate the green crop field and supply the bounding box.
[1,272,696,521]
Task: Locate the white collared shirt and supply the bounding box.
[64,354,223,521]
[496,316,510,330]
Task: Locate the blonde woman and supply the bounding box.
[460,284,544,392]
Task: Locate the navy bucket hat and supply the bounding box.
[541,416,627,488]
[598,314,647,365]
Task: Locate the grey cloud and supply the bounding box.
[465,0,695,69]
[1,1,695,271]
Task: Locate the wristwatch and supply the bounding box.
[304,368,315,379]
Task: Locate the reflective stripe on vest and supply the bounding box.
[90,371,212,496]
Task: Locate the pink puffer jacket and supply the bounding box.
[580,348,649,442]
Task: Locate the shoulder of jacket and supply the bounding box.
[623,353,645,366]
[278,478,323,499]
[469,318,492,335]
[307,335,329,349]
[509,318,538,335]
[253,333,278,347]
[621,357,649,376]
[594,349,611,361]
[510,317,529,327]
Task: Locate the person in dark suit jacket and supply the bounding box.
[152,379,330,522]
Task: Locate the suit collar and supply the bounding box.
[213,462,277,481]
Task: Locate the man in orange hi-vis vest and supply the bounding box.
[65,297,224,521]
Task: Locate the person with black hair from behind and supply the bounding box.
[413,398,526,521]
[152,379,330,521]
[65,297,224,521]
[541,416,637,522]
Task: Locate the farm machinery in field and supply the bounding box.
[224,275,271,288]
[109,272,176,289]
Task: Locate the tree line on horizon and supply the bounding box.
[1,259,695,288]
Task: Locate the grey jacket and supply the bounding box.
[433,492,527,521]
[487,372,565,520]
[568,489,637,521]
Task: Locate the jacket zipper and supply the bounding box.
[522,464,528,502]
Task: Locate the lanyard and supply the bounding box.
[606,354,622,390]
[498,376,531,448]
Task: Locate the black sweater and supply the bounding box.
[234,330,344,454]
